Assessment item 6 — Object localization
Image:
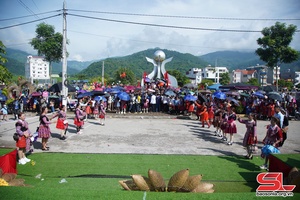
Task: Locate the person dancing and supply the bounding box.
[38,107,52,151]
[225,106,237,145]
[237,113,257,159]
[99,100,106,126]
[51,105,68,140]
[74,104,86,134]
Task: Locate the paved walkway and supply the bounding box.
[0,112,299,156]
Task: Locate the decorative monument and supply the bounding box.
[142,50,178,88]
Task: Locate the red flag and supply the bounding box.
[164,71,170,87]
[143,72,147,84]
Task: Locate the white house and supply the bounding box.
[25,55,50,84]
[186,66,229,84]
[232,69,257,83]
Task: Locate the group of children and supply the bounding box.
[195,100,284,169]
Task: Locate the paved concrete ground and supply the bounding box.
[0,112,299,156]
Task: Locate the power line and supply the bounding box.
[68,13,300,33]
[68,9,300,21]
[0,10,62,21]
[18,0,39,19]
[0,14,61,30]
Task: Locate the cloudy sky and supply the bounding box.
[0,0,299,61]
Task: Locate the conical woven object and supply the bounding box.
[1,173,17,182]
[192,182,214,193]
[8,179,25,186]
[132,175,154,191]
[119,180,139,191]
[288,167,298,184]
[180,175,203,192]
[167,169,189,192]
[148,169,166,191]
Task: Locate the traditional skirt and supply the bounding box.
[56,118,65,130]
[225,122,237,134]
[243,132,257,147]
[16,136,26,148]
[74,117,84,127]
[38,125,51,138]
[99,113,105,119]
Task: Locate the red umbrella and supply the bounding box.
[124,85,135,91]
[31,92,42,97]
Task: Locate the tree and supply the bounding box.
[30,23,65,74]
[248,78,259,86]
[200,79,214,89]
[0,41,13,85]
[219,72,230,85]
[168,70,190,87]
[256,22,299,91]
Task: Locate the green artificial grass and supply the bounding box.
[0,148,299,200]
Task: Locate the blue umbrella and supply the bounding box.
[213,91,226,100]
[94,96,107,102]
[207,83,222,90]
[77,91,93,99]
[165,90,176,96]
[184,94,198,101]
[117,92,130,101]
[253,91,265,98]
[0,94,7,101]
[226,97,240,106]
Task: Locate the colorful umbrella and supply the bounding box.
[226,97,240,106]
[184,94,198,101]
[117,92,130,101]
[253,91,265,98]
[267,92,282,101]
[165,90,176,96]
[31,92,42,97]
[213,91,226,100]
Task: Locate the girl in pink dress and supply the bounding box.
[38,107,52,151]
[225,107,237,145]
[237,113,257,159]
[99,100,106,126]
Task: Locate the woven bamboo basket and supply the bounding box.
[148,169,166,192]
[167,168,189,192]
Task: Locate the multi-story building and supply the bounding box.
[232,69,257,83]
[186,66,229,84]
[25,55,50,84]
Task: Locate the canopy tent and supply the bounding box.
[207,83,222,90]
[48,82,76,93]
[219,83,258,90]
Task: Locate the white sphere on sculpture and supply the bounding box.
[154,50,166,62]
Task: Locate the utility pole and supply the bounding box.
[61,0,68,106]
[102,61,104,85]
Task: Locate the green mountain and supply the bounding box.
[2,48,92,76]
[79,48,209,78]
[3,48,299,79]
